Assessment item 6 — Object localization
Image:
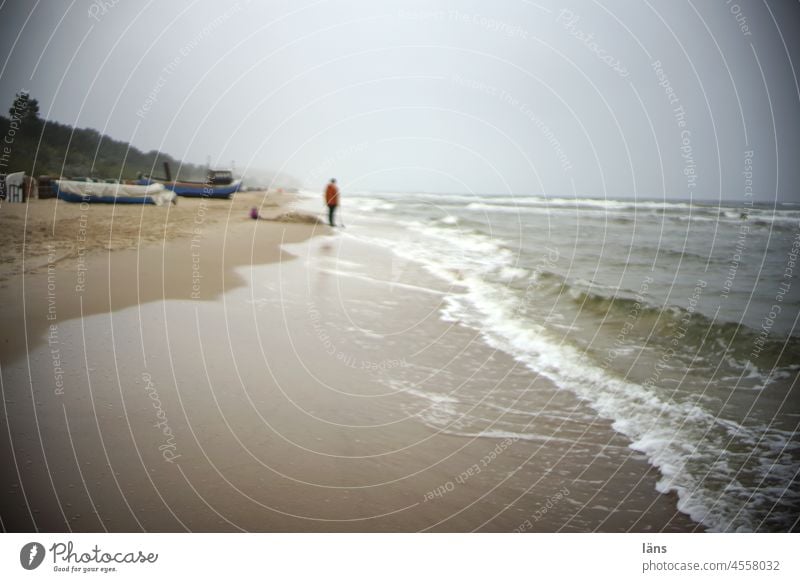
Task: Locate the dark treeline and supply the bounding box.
[0,92,206,181]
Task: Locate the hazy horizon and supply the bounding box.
[1,0,799,202]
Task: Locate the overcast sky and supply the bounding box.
[1,0,798,201]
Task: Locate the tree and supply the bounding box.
[0,93,208,179]
[9,91,40,123]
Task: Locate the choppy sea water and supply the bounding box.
[305,191,800,532]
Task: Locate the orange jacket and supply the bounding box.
[325,183,339,206]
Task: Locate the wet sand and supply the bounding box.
[0,193,701,532]
[0,191,320,363]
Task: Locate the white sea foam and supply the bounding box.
[370,219,798,531]
[431,196,800,228]
[446,273,797,531]
[354,191,799,220]
[439,215,459,225]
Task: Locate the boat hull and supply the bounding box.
[57,191,157,204]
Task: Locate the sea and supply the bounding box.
[306,191,800,532]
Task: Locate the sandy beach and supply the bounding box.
[6,6,800,581]
[0,190,320,361]
[0,191,702,532]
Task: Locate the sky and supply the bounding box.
[1,0,799,202]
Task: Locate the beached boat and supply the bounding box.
[137,177,242,198]
[55,180,176,205]
[137,168,241,198]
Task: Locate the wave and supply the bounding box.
[439,274,800,531]
[640,246,723,265]
[564,282,799,365]
[366,190,795,213]
[458,201,800,229]
[374,220,800,531]
[353,191,800,224]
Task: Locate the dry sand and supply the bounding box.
[0,190,303,282]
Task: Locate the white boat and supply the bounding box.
[55,180,176,205]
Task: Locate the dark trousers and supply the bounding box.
[328,204,337,227]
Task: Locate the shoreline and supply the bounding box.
[0,193,702,532]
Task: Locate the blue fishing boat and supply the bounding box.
[163,179,241,198]
[137,167,241,198]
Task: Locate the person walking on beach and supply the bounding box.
[325,178,340,227]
